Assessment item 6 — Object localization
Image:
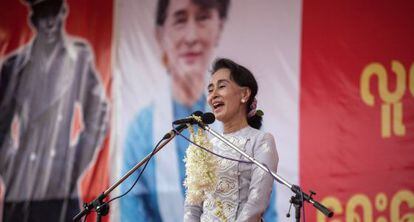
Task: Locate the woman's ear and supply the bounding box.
[61,3,68,17]
[241,87,251,103]
[155,27,169,68]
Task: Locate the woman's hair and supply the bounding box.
[211,58,263,129]
[156,0,231,26]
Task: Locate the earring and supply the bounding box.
[241,99,246,103]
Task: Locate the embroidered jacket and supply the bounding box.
[184,126,279,222]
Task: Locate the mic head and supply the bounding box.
[192,110,203,117]
[201,112,215,124]
[172,111,214,126]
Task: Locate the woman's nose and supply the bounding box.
[209,88,219,100]
[183,19,200,45]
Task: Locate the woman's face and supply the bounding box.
[207,68,250,123]
[157,0,222,79]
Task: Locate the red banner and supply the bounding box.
[0,0,112,221]
[300,0,414,221]
[2,0,413,221]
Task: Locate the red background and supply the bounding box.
[0,1,113,221]
[300,0,414,221]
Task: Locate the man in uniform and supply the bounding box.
[0,0,108,221]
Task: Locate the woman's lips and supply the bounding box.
[213,104,224,114]
[181,52,202,64]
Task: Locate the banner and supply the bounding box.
[0,0,113,221]
[300,0,414,221]
[1,0,413,222]
[113,0,301,221]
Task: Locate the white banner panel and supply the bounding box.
[113,0,302,221]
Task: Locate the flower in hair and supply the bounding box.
[248,98,258,117]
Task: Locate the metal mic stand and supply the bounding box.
[199,123,334,221]
[72,124,187,222]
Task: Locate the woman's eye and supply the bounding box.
[196,10,212,22]
[174,18,186,25]
[173,13,187,26]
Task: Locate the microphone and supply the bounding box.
[172,111,203,125]
[172,111,215,125]
[201,112,215,125]
[164,111,214,140]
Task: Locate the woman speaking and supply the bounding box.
[184,58,279,222]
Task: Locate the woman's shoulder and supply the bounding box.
[249,128,278,159]
[246,126,275,141]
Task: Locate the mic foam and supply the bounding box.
[192,110,203,117]
[202,112,215,124]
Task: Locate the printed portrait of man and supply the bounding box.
[0,0,108,221]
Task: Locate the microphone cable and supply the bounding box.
[173,124,253,164]
[302,185,306,222]
[105,136,165,204]
[174,124,288,221]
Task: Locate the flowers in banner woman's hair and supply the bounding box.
[183,119,217,205]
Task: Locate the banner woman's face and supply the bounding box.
[158,0,222,79]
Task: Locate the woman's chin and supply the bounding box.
[178,64,204,77]
[213,112,227,123]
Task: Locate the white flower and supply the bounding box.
[184,124,218,205]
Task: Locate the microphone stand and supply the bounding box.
[199,123,333,221]
[72,125,187,222]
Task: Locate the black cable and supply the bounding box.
[175,125,289,222]
[173,125,253,164]
[82,208,96,222]
[174,124,285,193]
[302,187,306,222]
[293,185,306,222]
[106,136,165,204]
[77,130,171,221]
